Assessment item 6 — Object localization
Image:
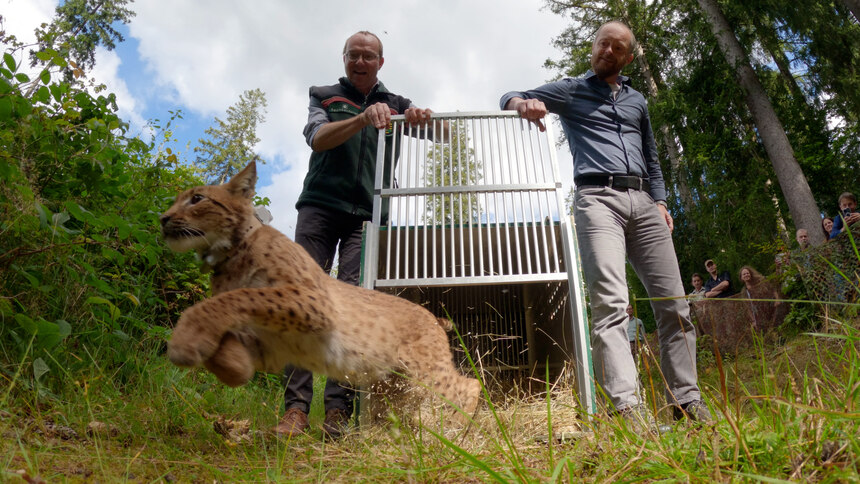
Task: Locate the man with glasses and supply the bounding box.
[274,31,437,440]
[500,21,712,433]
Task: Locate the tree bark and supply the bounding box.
[632,43,696,226]
[695,0,825,245]
[838,0,860,22]
[751,17,806,102]
[620,7,697,225]
[765,179,791,245]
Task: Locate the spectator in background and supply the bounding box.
[704,259,735,298]
[774,252,788,274]
[739,265,779,330]
[830,192,860,239]
[796,229,810,250]
[626,304,647,365]
[689,273,706,299]
[822,217,834,241]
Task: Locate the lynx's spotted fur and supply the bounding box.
[161,162,480,426]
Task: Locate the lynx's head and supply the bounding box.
[160,163,259,264]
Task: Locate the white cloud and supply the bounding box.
[3,2,148,136]
[258,164,307,238]
[1,0,54,43]
[88,48,147,134]
[1,0,55,72]
[6,0,576,238]
[122,0,572,240]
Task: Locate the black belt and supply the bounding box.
[574,174,650,192]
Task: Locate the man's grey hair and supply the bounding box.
[343,31,383,57]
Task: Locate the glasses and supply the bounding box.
[344,51,380,62]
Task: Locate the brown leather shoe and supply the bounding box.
[273,407,308,437]
[322,408,351,440]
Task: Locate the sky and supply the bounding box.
[2,0,575,237]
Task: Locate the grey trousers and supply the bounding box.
[574,186,701,411]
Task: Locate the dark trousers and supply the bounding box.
[282,206,364,415]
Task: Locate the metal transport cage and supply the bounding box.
[360,111,595,414]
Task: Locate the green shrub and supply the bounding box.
[0,48,204,399]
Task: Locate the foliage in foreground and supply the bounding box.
[1,314,858,482]
[0,42,205,400]
[1,3,858,481]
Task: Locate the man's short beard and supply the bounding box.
[592,62,620,81]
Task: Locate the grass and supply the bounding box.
[1,312,859,482]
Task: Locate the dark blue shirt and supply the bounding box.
[500,71,666,201]
[704,271,734,298]
[830,212,850,239]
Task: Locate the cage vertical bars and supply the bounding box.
[362,111,595,415]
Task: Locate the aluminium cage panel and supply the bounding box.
[361,111,594,413]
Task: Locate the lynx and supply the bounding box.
[161,162,481,426]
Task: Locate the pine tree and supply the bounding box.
[30,0,135,82]
[424,120,481,226]
[194,88,267,184]
[696,0,824,245]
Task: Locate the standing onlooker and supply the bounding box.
[830,192,860,239]
[704,259,735,298]
[626,304,647,365]
[821,217,834,241]
[500,20,711,428]
[689,273,706,299]
[796,229,810,250]
[739,265,779,330]
[274,31,439,440]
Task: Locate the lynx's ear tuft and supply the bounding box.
[224,161,257,200]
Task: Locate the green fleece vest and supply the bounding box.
[296,77,412,221]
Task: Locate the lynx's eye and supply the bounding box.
[190,194,205,205]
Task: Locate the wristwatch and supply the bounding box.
[655,200,668,208]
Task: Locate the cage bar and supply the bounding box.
[363,111,594,414]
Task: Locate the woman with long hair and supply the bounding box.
[822,217,834,240]
[739,265,779,329]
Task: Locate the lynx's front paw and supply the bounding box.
[167,339,211,368]
[167,305,222,368]
[204,332,256,387]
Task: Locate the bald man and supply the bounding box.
[501,21,712,432]
[796,228,810,250]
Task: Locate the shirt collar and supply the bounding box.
[584,69,632,87]
[339,77,387,98]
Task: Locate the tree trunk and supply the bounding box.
[751,17,806,102]
[765,179,791,245]
[839,0,860,22]
[695,0,825,245]
[768,46,805,99]
[621,7,697,225]
[632,43,696,225]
